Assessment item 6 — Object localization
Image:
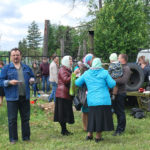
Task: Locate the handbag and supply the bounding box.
[78,84,88,107]
[73,96,82,111]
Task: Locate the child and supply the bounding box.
[108,53,123,100]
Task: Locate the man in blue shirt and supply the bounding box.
[0,48,34,144]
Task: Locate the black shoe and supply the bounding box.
[86,136,93,141]
[112,131,123,136]
[95,138,104,143]
[61,131,73,136]
[65,131,73,135]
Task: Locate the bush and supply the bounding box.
[94,0,150,62]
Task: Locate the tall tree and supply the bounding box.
[95,0,150,62]
[48,22,58,56]
[27,21,42,51]
[18,38,28,56]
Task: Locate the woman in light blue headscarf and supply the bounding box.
[80,53,94,131]
[76,58,116,143]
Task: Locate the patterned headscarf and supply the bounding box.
[61,56,71,68]
[91,58,102,69]
[83,53,93,68]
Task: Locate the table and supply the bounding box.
[127,91,150,110]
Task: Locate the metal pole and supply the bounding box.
[99,0,102,10]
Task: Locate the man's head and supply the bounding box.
[10,48,22,64]
[118,54,128,64]
[53,56,59,64]
[42,57,48,63]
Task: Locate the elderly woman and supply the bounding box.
[54,56,78,136]
[79,53,94,131]
[75,58,116,143]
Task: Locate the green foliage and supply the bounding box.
[27,21,42,51]
[18,38,28,55]
[1,99,150,149]
[95,0,150,62]
[48,24,81,58]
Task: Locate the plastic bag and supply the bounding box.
[69,73,77,96]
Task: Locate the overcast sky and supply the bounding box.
[0,0,89,51]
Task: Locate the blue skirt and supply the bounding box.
[81,106,89,113]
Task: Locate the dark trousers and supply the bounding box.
[113,93,126,133]
[7,96,30,142]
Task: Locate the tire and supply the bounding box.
[126,63,144,91]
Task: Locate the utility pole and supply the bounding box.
[43,20,49,57]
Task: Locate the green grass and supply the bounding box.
[1,99,150,150]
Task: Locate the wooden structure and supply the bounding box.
[43,20,49,57]
[127,91,150,111]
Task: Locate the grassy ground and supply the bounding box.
[0,99,150,150]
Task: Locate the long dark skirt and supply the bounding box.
[87,105,114,132]
[54,98,74,124]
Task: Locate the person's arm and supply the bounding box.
[75,74,85,87]
[108,64,113,75]
[29,67,35,78]
[49,64,51,80]
[59,69,71,85]
[0,66,9,87]
[40,64,43,76]
[50,63,58,83]
[115,66,131,84]
[105,72,116,88]
[28,67,35,84]
[0,66,18,87]
[53,64,58,83]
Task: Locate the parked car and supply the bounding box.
[136,49,150,63]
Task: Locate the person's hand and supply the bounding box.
[74,68,80,75]
[141,64,146,69]
[29,78,35,84]
[9,80,19,85]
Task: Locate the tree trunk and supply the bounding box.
[99,0,102,10]
[60,38,64,57]
[88,31,94,54]
[83,40,87,57]
[43,20,49,57]
[77,43,82,59]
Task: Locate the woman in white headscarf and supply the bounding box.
[54,56,79,136]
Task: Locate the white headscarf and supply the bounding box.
[61,56,71,68]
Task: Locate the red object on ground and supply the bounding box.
[30,99,37,104]
[138,88,145,93]
[30,101,35,104]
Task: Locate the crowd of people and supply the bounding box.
[1,47,150,144]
